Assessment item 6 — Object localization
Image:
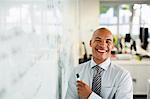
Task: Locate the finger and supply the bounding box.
[77,84,84,91]
[77,88,80,95]
[77,82,83,87]
[77,87,82,96]
[77,86,85,92]
[77,88,82,95]
[77,84,85,91]
[77,80,85,84]
[77,84,82,89]
[77,80,85,86]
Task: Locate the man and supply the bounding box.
[65,28,133,99]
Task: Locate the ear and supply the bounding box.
[89,40,92,47]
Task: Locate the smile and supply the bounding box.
[96,48,108,53]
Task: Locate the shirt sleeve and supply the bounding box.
[115,72,133,99]
[65,70,79,99]
[88,92,102,99]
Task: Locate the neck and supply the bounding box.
[93,58,108,65]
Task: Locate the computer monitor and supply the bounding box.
[125,34,131,42]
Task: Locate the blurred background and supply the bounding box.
[0,0,149,99]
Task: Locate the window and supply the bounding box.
[99,3,150,37]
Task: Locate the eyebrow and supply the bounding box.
[95,37,101,39]
[106,39,112,41]
[95,37,112,41]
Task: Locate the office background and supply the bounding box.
[0,0,150,99]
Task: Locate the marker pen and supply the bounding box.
[76,73,80,81]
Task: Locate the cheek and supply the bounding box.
[108,44,114,49]
[91,42,96,48]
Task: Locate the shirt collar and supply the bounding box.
[90,58,111,71]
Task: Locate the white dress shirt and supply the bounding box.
[65,58,133,99]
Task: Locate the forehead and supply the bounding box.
[93,29,113,39]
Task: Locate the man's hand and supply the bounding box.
[77,80,92,99]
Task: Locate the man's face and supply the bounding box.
[90,29,114,64]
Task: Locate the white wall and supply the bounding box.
[79,0,100,55]
[0,0,79,99]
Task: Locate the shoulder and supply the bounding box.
[111,63,133,87]
[110,63,129,74]
[109,63,131,81]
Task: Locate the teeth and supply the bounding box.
[98,49,106,52]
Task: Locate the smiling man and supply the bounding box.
[65,28,133,99]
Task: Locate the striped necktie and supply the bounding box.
[92,65,103,96]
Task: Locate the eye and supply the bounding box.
[95,39,101,42]
[106,40,111,44]
[95,39,100,41]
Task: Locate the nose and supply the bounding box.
[99,40,106,46]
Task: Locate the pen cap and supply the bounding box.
[76,73,80,80]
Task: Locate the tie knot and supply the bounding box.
[94,65,102,74]
[94,65,103,74]
[95,65,100,70]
